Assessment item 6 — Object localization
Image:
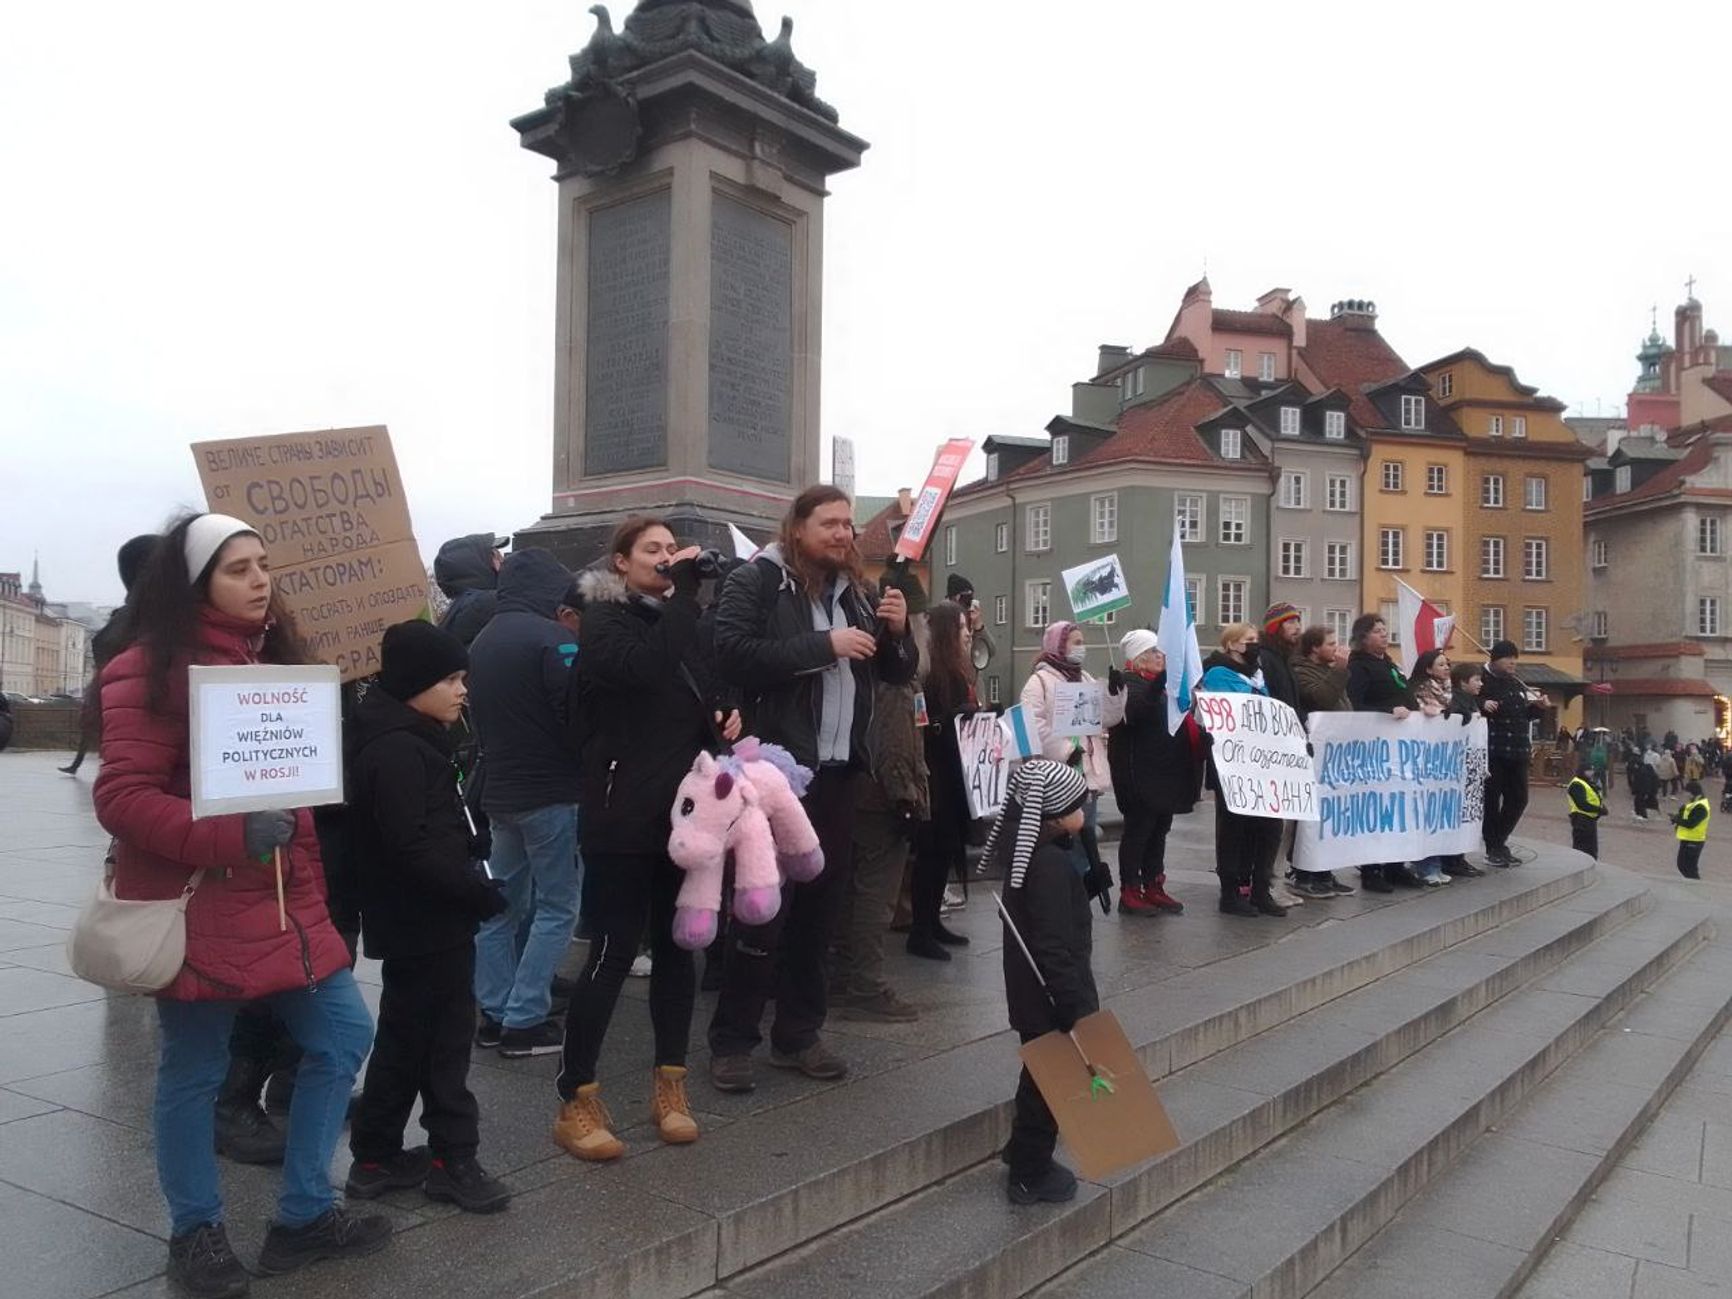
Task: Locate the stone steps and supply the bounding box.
[713,872,1659,1298]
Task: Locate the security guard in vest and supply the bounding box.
[1672,779,1712,880]
[1566,759,1606,860]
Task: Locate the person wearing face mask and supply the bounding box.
[1200,624,1286,918]
[1106,630,1198,916]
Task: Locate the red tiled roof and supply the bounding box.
[1211,308,1290,338]
[1705,374,1732,406]
[1143,336,1200,362]
[1606,677,1721,698]
[1084,379,1239,468]
[1585,642,1707,661]
[854,498,907,563]
[1296,318,1410,430]
[1586,437,1715,510]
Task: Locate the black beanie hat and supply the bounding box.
[946,572,974,600]
[117,535,160,593]
[378,620,469,703]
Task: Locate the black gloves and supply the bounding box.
[472,878,510,921]
[243,810,296,861]
[468,826,493,864]
[1107,668,1125,696]
[1051,1002,1079,1034]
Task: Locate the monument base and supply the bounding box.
[512,503,771,571]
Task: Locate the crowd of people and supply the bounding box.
[74,486,1672,1296]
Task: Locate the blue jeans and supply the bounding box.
[154,968,373,1236]
[1414,855,1447,881]
[475,803,581,1029]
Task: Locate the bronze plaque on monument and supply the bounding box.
[708,194,792,483]
[584,190,671,475]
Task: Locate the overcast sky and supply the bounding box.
[4,1,1728,605]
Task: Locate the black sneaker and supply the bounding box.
[1360,871,1395,894]
[167,1222,250,1297]
[1007,1162,1079,1205]
[425,1155,512,1214]
[1325,874,1358,895]
[1218,893,1259,917]
[1445,861,1487,878]
[344,1146,432,1199]
[475,1015,503,1049]
[255,1206,392,1276]
[497,1020,563,1058]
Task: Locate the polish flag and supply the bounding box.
[1396,578,1455,668]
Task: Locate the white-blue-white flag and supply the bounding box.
[1156,528,1205,735]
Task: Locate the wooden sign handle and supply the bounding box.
[273,846,287,933]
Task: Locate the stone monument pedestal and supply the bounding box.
[509,4,866,567]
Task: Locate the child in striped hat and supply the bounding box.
[985,758,1098,1205]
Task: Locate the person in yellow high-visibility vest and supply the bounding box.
[1566,758,1606,860]
[1671,780,1711,880]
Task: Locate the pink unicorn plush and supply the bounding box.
[665,739,825,951]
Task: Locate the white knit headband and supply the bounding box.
[184,513,259,584]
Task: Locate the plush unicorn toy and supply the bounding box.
[666,738,825,951]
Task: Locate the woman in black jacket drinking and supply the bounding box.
[552,517,740,1163]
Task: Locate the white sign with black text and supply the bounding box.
[1192,691,1318,821]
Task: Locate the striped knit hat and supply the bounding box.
[1262,601,1302,635]
[982,758,1091,890]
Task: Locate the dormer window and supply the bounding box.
[1438,372,1454,398]
[1259,352,1276,381]
[1220,428,1243,460]
[1324,410,1346,440]
[1279,406,1301,437]
[1615,465,1631,493]
[1052,435,1070,467]
[1224,349,1242,378]
[985,452,1000,482]
[1400,395,1426,430]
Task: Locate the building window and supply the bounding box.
[995,521,1009,554]
[1134,368,1145,396]
[1523,607,1548,651]
[1259,352,1277,381]
[1481,536,1506,578]
[1481,474,1505,508]
[1279,471,1308,509]
[1512,416,1527,439]
[1184,576,1203,624]
[1279,539,1309,579]
[1279,406,1301,437]
[1700,598,1722,637]
[1424,530,1448,571]
[1524,476,1548,511]
[1225,349,1242,378]
[1326,608,1354,642]
[1401,394,1426,430]
[1219,577,1247,626]
[1325,474,1352,512]
[1025,579,1051,628]
[1090,492,1118,544]
[1426,464,1448,495]
[1615,464,1632,493]
[1591,537,1607,568]
[1482,606,1506,646]
[1220,495,1249,545]
[985,452,1000,482]
[1698,516,1723,556]
[994,594,1007,625]
[1380,600,1402,646]
[1379,527,1405,570]
[944,525,956,567]
[1381,460,1404,492]
[1175,493,1204,543]
[1051,435,1070,467]
[1489,415,1504,438]
[987,675,1001,705]
[1591,609,1608,638]
[1220,428,1243,460]
[1583,475,1593,502]
[1325,541,1353,580]
[1324,410,1346,440]
[1438,371,1454,398]
[1100,608,1118,625]
[1026,503,1051,553]
[1523,537,1549,580]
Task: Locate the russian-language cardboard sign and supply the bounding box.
[894,438,975,562]
[1193,691,1318,821]
[1294,713,1489,870]
[1061,553,1131,623]
[1052,681,1106,737]
[192,426,428,681]
[188,665,344,819]
[955,712,1010,818]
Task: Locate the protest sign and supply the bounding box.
[1061,553,1131,623]
[188,665,344,820]
[955,712,1010,818]
[1193,691,1317,821]
[192,426,428,681]
[1294,713,1489,871]
[1052,681,1106,737]
[1020,1010,1181,1181]
[894,438,975,562]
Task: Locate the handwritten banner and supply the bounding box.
[956,712,1011,819]
[1293,713,1488,869]
[188,665,345,819]
[1193,691,1317,821]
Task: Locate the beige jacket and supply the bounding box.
[1019,662,1126,794]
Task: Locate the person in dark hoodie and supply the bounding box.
[434,533,505,648]
[344,621,512,1215]
[467,548,583,1059]
[62,533,160,775]
[707,486,918,1092]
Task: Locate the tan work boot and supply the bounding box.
[553,1083,625,1161]
[651,1065,700,1145]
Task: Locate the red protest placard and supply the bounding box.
[894,438,976,562]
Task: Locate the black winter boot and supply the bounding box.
[215,1055,285,1166]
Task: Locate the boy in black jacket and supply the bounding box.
[989,759,1097,1206]
[345,621,512,1213]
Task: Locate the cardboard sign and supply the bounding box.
[1020,1011,1181,1181]
[894,438,975,562]
[956,712,1010,818]
[1294,713,1489,870]
[1193,691,1318,821]
[1061,553,1131,623]
[192,426,428,681]
[1052,681,1106,737]
[188,665,344,819]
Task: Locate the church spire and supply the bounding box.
[26,553,41,601]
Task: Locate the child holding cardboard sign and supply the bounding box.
[983,758,1097,1205]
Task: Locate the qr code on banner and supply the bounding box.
[1462,742,1488,825]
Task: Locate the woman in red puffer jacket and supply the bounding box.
[93,512,387,1296]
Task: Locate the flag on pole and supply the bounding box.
[727,523,760,562]
[1395,577,1455,668]
[1156,529,1205,735]
[1000,704,1041,759]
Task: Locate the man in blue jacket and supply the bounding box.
[467,549,583,1058]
